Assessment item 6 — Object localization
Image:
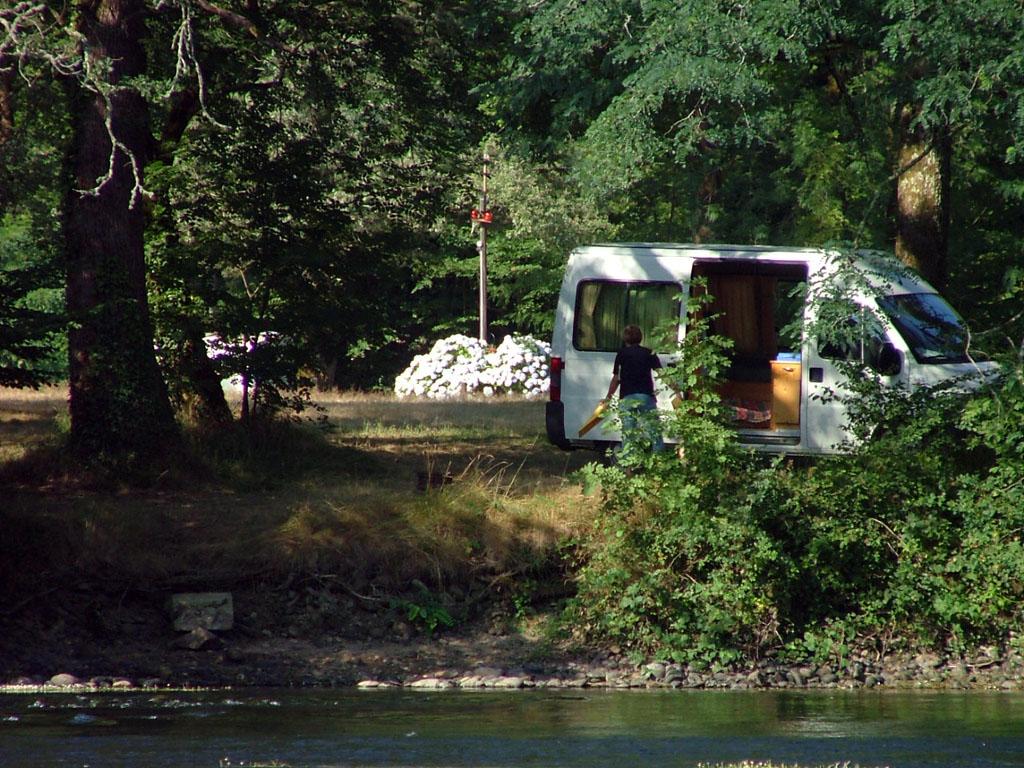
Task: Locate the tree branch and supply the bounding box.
[194,0,259,37]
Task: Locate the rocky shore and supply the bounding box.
[5,642,1024,694]
[358,649,1024,692]
[4,586,1023,695]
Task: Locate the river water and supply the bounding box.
[3,688,1024,767]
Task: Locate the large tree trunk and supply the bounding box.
[895,105,951,290]
[64,0,177,458]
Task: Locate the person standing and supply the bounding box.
[604,324,664,456]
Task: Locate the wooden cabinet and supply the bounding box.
[771,361,801,427]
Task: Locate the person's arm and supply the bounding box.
[605,374,619,400]
[606,351,622,400]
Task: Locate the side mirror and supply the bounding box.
[870,341,902,376]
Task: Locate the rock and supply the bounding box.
[686,673,707,688]
[49,673,81,687]
[172,627,223,651]
[948,662,971,680]
[409,678,455,689]
[169,593,234,632]
[915,652,943,670]
[111,679,134,689]
[492,676,525,689]
[643,661,667,680]
[471,666,503,678]
[664,669,685,685]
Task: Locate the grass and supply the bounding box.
[0,384,66,463]
[0,388,595,606]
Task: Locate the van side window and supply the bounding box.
[573,281,680,352]
[819,311,884,364]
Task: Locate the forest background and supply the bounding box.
[2,0,1023,453]
[3,0,1024,669]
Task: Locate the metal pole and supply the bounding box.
[478,154,490,343]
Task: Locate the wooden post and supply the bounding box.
[476,154,491,343]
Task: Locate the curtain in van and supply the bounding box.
[708,275,777,357]
[574,282,679,351]
[628,284,678,349]
[711,275,758,354]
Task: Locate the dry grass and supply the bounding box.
[0,384,66,463]
[0,388,595,597]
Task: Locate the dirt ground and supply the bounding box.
[0,389,594,689]
[0,578,586,689]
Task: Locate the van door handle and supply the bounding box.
[809,367,824,383]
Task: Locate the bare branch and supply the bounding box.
[73,53,152,209]
[166,1,228,129]
[1,2,82,81]
[194,0,259,37]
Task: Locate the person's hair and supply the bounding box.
[623,324,643,345]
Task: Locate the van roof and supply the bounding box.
[585,243,823,254]
[572,243,931,293]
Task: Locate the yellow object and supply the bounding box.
[578,400,608,436]
[770,361,801,427]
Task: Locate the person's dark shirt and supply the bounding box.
[613,344,661,397]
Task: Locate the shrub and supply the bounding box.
[394,333,550,399]
[567,290,1024,663]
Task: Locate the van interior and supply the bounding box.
[691,261,807,432]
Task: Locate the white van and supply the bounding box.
[546,243,994,455]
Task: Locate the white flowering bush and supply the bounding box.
[395,333,551,399]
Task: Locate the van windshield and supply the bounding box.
[876,293,970,364]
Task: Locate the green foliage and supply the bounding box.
[0,72,68,388]
[568,283,1024,664]
[3,0,1024,460]
[144,0,486,402]
[392,582,457,635]
[0,214,64,387]
[494,0,1024,310]
[422,139,617,338]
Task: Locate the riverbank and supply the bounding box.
[0,390,592,690]
[3,390,1024,696]
[3,576,1024,694]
